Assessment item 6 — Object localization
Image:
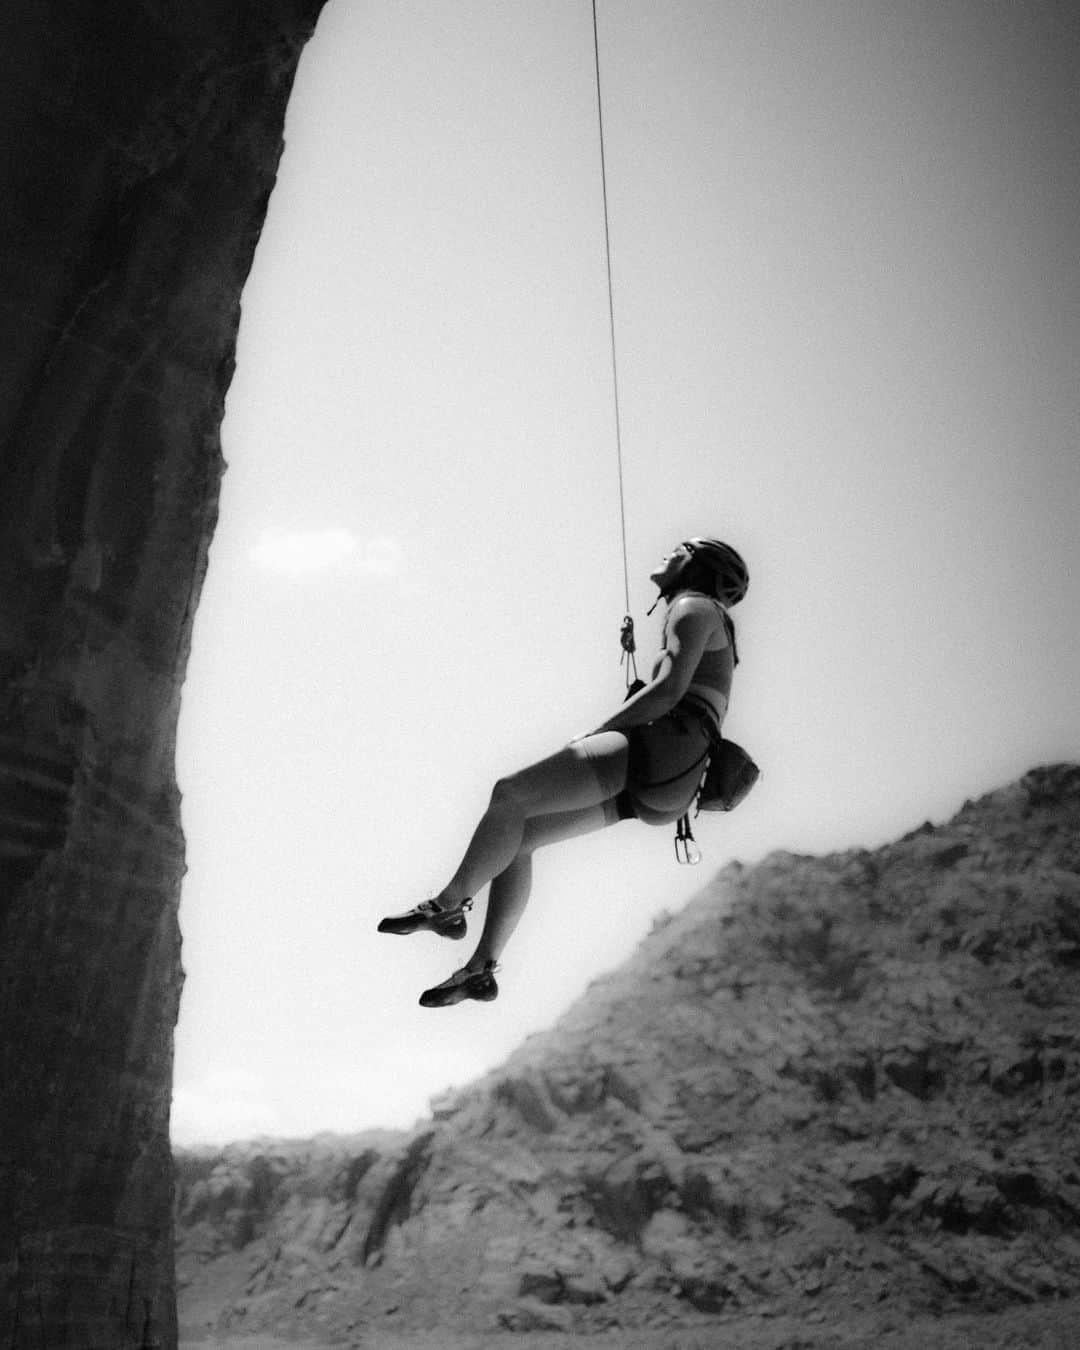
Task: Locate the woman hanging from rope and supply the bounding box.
[378,537,749,1007]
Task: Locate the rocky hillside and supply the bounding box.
[175,763,1080,1342]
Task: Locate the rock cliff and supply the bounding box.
[0,4,325,1345]
[175,763,1080,1342]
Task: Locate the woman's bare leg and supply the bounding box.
[435,733,628,909]
[464,853,533,973]
[463,798,623,972]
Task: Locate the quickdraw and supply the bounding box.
[674,813,701,866]
[619,613,641,693]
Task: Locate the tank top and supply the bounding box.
[661,593,733,733]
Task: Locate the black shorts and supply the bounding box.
[616,708,713,826]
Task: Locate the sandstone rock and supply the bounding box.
[517,1266,563,1303]
[677,1266,737,1313]
[496,1296,575,1332]
[517,1263,607,1306]
[0,3,326,1345]
[597,1250,638,1294]
[839,1157,921,1227]
[640,1208,700,1266]
[174,766,1080,1340]
[584,1149,678,1241]
[492,1071,559,1133]
[882,1043,947,1099]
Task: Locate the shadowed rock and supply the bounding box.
[0,3,326,1344]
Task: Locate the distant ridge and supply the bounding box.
[176,763,1080,1341]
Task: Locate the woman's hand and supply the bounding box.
[592,596,718,734]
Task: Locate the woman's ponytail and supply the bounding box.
[722,607,740,666]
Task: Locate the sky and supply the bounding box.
[171,0,1080,1146]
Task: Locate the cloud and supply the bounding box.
[248,529,400,578]
[171,1069,283,1146]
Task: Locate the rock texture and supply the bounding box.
[0,4,325,1345]
[175,763,1080,1342]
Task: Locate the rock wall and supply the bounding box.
[0,3,326,1345]
[175,765,1080,1341]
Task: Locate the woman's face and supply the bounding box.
[649,544,691,589]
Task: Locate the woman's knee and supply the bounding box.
[490,760,559,815]
[498,851,532,882]
[489,775,525,815]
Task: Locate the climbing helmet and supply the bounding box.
[682,537,749,605]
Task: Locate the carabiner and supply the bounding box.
[619,614,641,692]
[674,814,701,866]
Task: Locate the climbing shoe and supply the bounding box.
[377,898,472,940]
[419,962,499,1008]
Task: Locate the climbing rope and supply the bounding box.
[592,5,706,866]
[591,0,638,691]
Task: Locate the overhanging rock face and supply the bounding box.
[0,3,326,1344]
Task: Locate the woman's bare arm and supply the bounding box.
[590,596,719,735]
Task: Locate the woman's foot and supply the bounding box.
[419,961,499,1008]
[377,898,472,940]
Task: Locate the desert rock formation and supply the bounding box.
[0,4,325,1345]
[175,763,1080,1342]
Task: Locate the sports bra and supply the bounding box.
[661,593,733,732]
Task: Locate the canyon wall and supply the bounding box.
[0,3,326,1345]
